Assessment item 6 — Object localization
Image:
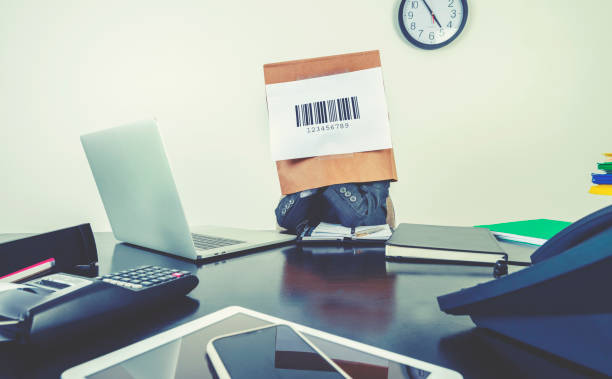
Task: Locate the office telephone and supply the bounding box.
[438,204,612,376]
[0,265,198,344]
[530,203,612,263]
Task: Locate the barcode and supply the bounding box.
[294,96,360,127]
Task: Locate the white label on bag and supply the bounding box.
[266,67,393,161]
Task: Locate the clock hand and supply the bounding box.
[422,0,442,28]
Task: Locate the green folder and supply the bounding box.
[598,162,612,172]
[475,219,571,245]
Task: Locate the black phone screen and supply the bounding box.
[212,324,344,378]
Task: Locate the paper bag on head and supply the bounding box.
[264,50,398,195]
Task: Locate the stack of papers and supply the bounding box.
[589,153,612,196]
[476,219,571,246]
[299,222,392,243]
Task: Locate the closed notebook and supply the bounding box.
[385,223,506,264]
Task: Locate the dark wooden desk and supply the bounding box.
[0,233,598,379]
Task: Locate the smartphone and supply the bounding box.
[206,323,350,378]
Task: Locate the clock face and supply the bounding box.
[399,0,468,49]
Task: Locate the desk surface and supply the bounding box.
[0,233,598,379]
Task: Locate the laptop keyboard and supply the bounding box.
[191,233,244,251]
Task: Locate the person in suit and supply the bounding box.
[275,180,393,235]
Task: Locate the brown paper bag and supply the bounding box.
[264,50,398,195]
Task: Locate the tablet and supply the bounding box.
[62,306,462,379]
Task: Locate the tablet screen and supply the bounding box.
[81,312,430,379]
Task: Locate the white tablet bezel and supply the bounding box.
[62,306,462,379]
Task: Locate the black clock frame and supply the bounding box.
[398,0,468,50]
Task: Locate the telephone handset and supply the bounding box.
[531,204,612,264]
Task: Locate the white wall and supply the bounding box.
[1,0,610,233]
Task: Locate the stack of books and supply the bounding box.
[589,153,612,196]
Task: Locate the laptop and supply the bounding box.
[80,120,295,261]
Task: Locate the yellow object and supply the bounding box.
[589,185,612,195]
[605,153,612,162]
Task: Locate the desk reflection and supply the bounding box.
[109,243,198,274]
[281,245,396,332]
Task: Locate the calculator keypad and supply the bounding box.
[98,266,192,291]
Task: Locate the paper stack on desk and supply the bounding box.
[589,153,612,196]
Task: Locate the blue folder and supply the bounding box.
[592,173,612,184]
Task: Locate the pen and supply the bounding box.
[0,258,56,283]
[355,226,386,238]
[0,319,20,326]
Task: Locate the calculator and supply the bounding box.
[97,265,195,291]
[0,265,199,344]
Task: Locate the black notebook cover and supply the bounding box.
[387,223,504,253]
[385,223,506,264]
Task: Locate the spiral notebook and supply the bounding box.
[298,222,392,244]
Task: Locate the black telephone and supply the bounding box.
[438,204,612,376]
[0,266,198,344]
[530,203,612,264]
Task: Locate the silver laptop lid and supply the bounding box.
[81,120,197,259]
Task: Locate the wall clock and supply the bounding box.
[398,0,468,50]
